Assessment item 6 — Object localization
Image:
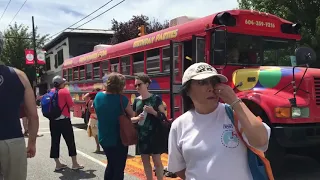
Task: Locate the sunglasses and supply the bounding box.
[134,83,143,87]
[194,77,221,86]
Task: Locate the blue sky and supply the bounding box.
[0,0,238,39]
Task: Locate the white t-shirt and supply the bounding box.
[167,103,271,180]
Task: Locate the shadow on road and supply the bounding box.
[72,123,87,130]
[93,151,105,155]
[56,168,97,180]
[276,154,320,180]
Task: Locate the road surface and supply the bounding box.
[24,109,320,179]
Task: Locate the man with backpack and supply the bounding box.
[0,32,39,180]
[41,75,83,171]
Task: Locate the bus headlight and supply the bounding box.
[275,107,309,118]
[292,107,309,118]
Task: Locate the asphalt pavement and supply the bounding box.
[23,109,320,180]
[24,109,140,180]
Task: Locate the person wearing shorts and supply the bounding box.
[0,32,39,180]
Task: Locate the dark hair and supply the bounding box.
[89,92,98,100]
[135,73,151,85]
[106,72,125,94]
[92,88,101,92]
[181,81,194,111]
[181,76,221,112]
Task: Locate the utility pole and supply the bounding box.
[32,16,38,96]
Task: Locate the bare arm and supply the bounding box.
[233,101,268,148]
[125,103,135,118]
[16,69,39,145]
[83,93,90,101]
[129,98,141,123]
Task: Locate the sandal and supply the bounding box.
[54,164,67,172]
[72,165,84,170]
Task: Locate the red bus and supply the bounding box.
[62,9,319,173]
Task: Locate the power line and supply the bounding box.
[48,0,114,39]
[0,0,12,23]
[8,0,28,25]
[73,0,126,29]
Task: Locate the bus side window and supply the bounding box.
[80,66,85,80]
[63,69,67,80]
[162,46,178,72]
[73,67,79,81]
[93,62,100,79]
[120,56,130,75]
[133,52,144,74]
[147,49,160,74]
[196,38,205,62]
[101,60,109,75]
[110,58,119,72]
[86,64,93,80]
[68,69,73,81]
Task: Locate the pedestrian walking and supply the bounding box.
[131,73,167,180]
[0,32,39,180]
[48,75,83,171]
[84,88,101,152]
[94,73,135,180]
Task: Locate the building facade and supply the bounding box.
[39,28,114,94]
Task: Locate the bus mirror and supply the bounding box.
[213,29,226,49]
[295,47,316,66]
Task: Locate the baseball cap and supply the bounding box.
[102,74,109,86]
[182,62,228,85]
[52,75,66,86]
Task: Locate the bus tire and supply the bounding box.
[261,114,286,176]
[304,145,320,163]
[243,100,285,176]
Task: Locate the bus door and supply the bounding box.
[192,35,206,63]
[169,40,183,120]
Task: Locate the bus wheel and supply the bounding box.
[265,133,286,176]
[260,114,285,176]
[304,145,320,163]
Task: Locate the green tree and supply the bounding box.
[110,15,169,44]
[237,0,320,67]
[0,23,49,82]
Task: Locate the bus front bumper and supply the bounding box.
[273,124,320,148]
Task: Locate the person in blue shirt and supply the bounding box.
[94,72,135,180]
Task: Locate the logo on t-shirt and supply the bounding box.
[0,75,3,87]
[223,123,233,129]
[221,128,240,148]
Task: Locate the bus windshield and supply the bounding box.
[223,33,297,66]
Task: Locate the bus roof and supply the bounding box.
[63,9,300,69]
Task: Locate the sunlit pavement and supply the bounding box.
[23,109,180,180]
[23,109,320,179]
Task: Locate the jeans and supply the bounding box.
[102,144,128,180]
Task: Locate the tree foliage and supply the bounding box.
[0,23,49,81]
[110,15,169,44]
[237,0,320,67]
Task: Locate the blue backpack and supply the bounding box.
[41,89,67,120]
[225,104,274,180]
